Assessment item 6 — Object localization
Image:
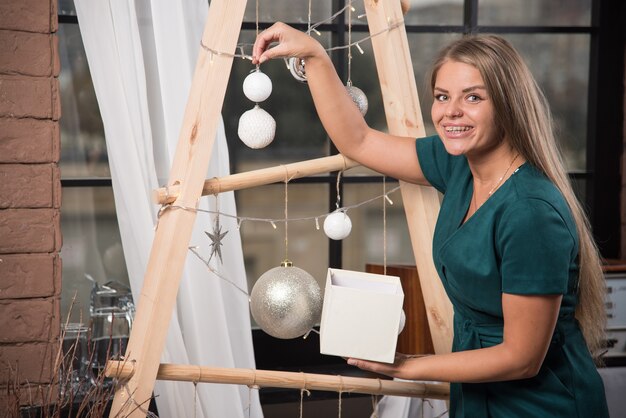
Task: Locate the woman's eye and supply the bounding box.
[467,94,481,102]
[435,94,448,102]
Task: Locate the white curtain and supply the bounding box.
[74,1,263,417]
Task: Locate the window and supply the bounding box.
[58,0,623,379]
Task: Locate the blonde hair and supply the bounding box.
[430,35,606,358]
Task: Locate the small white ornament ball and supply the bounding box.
[323,210,352,240]
[398,309,406,335]
[243,70,273,103]
[238,105,276,149]
[346,84,368,116]
[250,261,323,339]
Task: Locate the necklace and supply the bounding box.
[467,152,520,220]
[488,152,520,195]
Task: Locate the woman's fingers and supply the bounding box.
[252,22,321,65]
[252,23,282,64]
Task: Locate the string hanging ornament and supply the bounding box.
[249,173,323,339]
[323,169,352,240]
[344,3,368,116]
[237,0,276,149]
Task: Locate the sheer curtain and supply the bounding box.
[74,1,262,417]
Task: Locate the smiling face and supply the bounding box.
[431,60,507,160]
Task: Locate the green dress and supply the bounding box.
[416,135,609,418]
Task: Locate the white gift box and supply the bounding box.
[320,268,404,363]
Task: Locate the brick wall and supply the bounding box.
[0,0,61,410]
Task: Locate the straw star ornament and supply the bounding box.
[206,216,228,263]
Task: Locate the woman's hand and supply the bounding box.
[347,353,428,380]
[252,22,326,65]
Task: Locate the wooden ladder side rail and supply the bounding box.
[153,154,360,204]
[365,0,454,354]
[106,361,450,400]
[108,1,248,416]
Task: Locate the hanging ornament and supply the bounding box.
[205,214,228,264]
[249,260,322,339]
[398,309,406,334]
[323,210,352,241]
[237,104,276,149]
[243,69,272,103]
[346,82,368,116]
[286,57,307,83]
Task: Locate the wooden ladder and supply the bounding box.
[108,1,453,416]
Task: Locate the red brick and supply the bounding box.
[0,0,56,34]
[0,164,58,209]
[0,31,56,77]
[0,76,61,120]
[0,209,61,253]
[0,342,58,385]
[0,298,59,344]
[0,254,60,299]
[0,118,59,163]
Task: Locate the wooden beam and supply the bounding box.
[108,1,247,416]
[364,0,454,354]
[153,154,359,204]
[107,361,450,400]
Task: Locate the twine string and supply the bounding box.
[283,166,291,261]
[383,177,387,275]
[255,0,260,71]
[338,375,344,418]
[299,372,311,418]
[335,170,343,210]
[347,3,353,86]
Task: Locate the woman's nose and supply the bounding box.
[445,102,462,118]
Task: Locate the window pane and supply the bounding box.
[58,24,108,179]
[478,0,592,26]
[244,0,332,24]
[60,187,130,323]
[403,0,464,26]
[58,0,77,16]
[342,183,415,272]
[237,184,330,311]
[505,34,589,171]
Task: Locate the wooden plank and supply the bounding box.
[108,0,247,416]
[153,154,359,204]
[107,361,450,400]
[364,0,454,354]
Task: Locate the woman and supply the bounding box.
[252,24,609,417]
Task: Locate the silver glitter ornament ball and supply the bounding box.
[250,261,322,339]
[346,84,368,116]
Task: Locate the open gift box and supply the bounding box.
[320,268,404,363]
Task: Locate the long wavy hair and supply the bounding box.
[430,35,606,358]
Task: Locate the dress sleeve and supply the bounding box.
[415,135,453,194]
[497,198,577,295]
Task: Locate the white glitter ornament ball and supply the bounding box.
[323,211,352,240]
[243,70,272,103]
[398,309,406,335]
[250,261,323,339]
[237,105,276,149]
[346,84,368,116]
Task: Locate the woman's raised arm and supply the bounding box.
[252,23,429,186]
